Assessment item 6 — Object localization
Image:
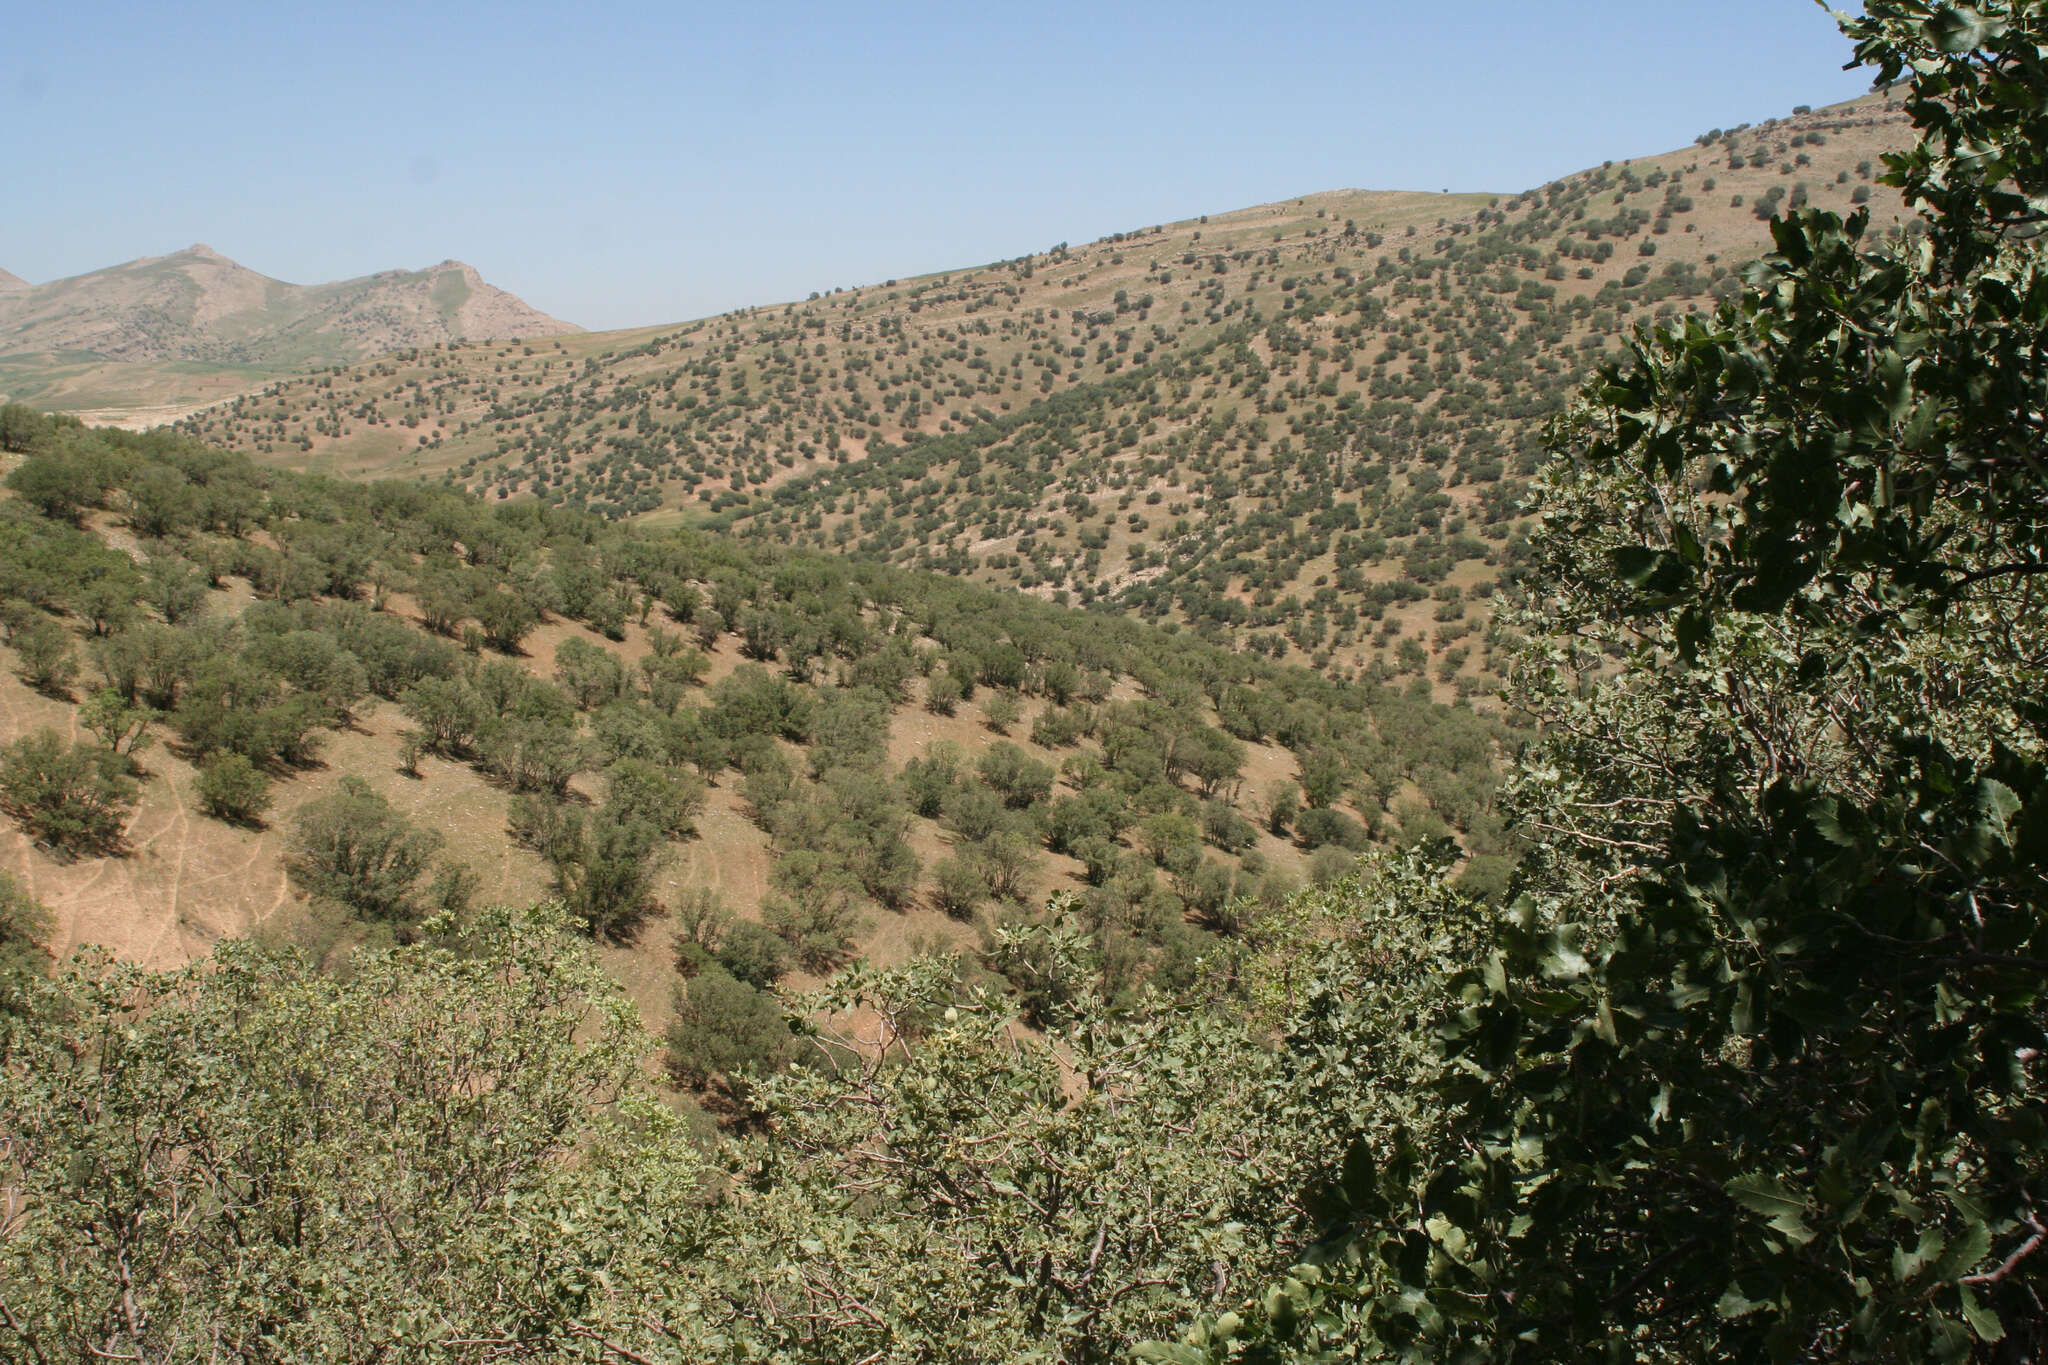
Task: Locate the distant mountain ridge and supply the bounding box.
[0,246,580,368]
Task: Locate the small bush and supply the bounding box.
[1308,845,1359,884]
[1264,782,1300,835]
[11,619,77,695]
[664,966,796,1097]
[715,918,792,989]
[197,754,272,824]
[981,690,1022,733]
[286,776,441,924]
[1295,806,1367,851]
[762,887,864,973]
[930,855,985,920]
[1201,798,1259,853]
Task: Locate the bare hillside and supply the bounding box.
[0,246,580,370]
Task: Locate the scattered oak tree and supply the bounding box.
[285,776,443,926]
[0,729,138,856]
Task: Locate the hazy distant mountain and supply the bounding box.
[0,246,580,367]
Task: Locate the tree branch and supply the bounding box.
[1962,1216,2047,1287]
[1948,561,2048,590]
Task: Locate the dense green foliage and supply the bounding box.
[0,905,689,1361]
[0,869,1474,1362]
[1145,5,2048,1360]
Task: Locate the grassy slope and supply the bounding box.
[0,352,285,415]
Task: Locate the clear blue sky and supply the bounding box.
[4,1,1874,332]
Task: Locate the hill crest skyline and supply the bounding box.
[0,245,580,372]
[4,243,504,289]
